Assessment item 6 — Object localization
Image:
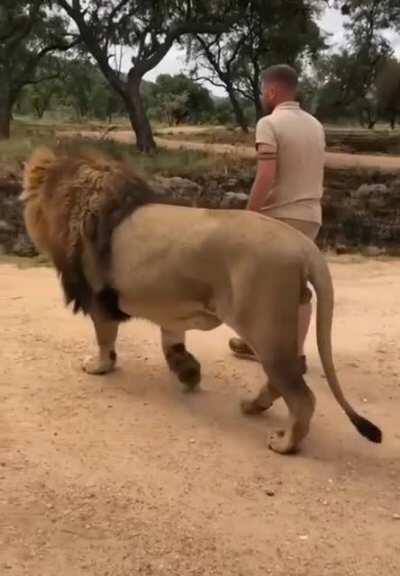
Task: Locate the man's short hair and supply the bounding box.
[262,65,298,90]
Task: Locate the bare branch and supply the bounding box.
[191,75,227,89]
[11,37,80,99]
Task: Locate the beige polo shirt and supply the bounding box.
[255,101,325,224]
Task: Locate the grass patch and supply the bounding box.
[1,123,252,179]
[155,127,255,148]
[92,138,251,178]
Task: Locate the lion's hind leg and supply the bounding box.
[83,302,119,375]
[237,279,315,454]
[264,359,315,454]
[161,328,201,391]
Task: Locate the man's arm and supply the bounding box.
[247,144,277,212]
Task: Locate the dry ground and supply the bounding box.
[59,128,400,172]
[1,257,400,575]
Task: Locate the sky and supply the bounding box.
[120,6,400,96]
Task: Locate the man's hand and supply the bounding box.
[247,144,277,212]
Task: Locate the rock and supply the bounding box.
[392,513,400,521]
[11,234,36,257]
[0,220,14,233]
[220,192,248,209]
[151,176,202,206]
[265,489,275,497]
[226,177,240,190]
[335,244,351,255]
[362,246,385,258]
[352,183,388,199]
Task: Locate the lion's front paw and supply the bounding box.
[268,430,298,455]
[82,351,116,375]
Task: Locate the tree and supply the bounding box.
[338,0,400,30]
[145,74,214,125]
[191,0,325,129]
[0,0,76,139]
[308,1,399,127]
[318,0,394,128]
[376,58,400,129]
[344,0,394,128]
[56,0,242,152]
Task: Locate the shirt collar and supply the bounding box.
[274,101,300,111]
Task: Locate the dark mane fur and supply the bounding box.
[23,146,156,320]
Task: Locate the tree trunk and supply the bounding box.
[0,92,11,140]
[127,73,156,153]
[251,78,263,121]
[254,96,263,121]
[226,86,248,133]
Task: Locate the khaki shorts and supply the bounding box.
[276,218,320,241]
[276,218,320,303]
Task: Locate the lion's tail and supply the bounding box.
[308,249,382,444]
[21,147,56,201]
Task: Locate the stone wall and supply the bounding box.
[1,166,400,257]
[0,169,36,257]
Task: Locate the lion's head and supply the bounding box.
[21,145,155,315]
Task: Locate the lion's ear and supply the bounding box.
[82,212,97,241]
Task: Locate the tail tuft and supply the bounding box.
[351,414,382,443]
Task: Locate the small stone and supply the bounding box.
[392,513,400,520]
[298,535,309,541]
[265,490,275,497]
[335,244,350,255]
[220,192,248,209]
[363,246,384,258]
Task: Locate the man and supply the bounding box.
[229,64,325,373]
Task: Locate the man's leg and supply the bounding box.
[229,218,320,373]
[281,219,320,368]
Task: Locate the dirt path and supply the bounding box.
[1,258,400,575]
[62,129,400,172]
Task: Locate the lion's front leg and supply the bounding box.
[83,304,119,375]
[161,328,201,391]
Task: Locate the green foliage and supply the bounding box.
[144,74,215,124]
[56,0,246,150]
[16,56,127,121]
[0,0,74,137]
[191,0,326,121]
[59,58,126,120]
[311,0,398,127]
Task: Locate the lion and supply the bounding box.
[20,146,382,455]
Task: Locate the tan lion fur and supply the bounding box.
[21,147,382,455]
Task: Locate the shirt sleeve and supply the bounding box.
[255,117,278,160]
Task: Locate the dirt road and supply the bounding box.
[61,129,400,172]
[1,258,400,575]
